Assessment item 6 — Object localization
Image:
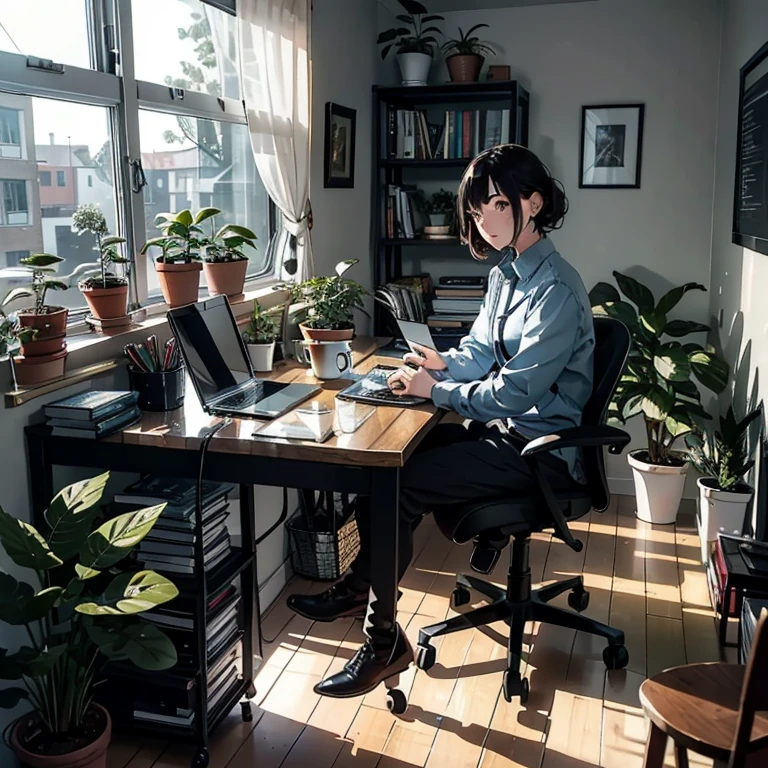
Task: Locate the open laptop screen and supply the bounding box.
[169,295,253,407]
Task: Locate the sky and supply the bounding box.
[0,0,230,154]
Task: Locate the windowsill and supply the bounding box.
[4,280,287,408]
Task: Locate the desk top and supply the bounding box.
[101,337,442,468]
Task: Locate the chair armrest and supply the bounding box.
[520,425,631,458]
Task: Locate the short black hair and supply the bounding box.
[456,144,569,260]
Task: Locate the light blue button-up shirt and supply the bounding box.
[431,237,595,482]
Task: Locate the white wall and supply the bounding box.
[708,0,768,440]
[378,0,723,495]
[310,0,378,328]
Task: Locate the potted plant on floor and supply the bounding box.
[294,259,368,342]
[590,272,729,524]
[377,0,444,86]
[140,209,204,308]
[686,405,762,562]
[0,253,70,386]
[440,24,496,82]
[198,208,258,300]
[70,203,130,324]
[423,188,456,227]
[242,301,280,372]
[0,471,179,768]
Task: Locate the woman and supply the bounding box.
[290,144,596,699]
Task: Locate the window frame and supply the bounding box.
[0,0,276,321]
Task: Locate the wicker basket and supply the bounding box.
[286,494,361,581]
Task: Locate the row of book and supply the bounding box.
[385,108,512,161]
[385,183,429,240]
[43,389,142,439]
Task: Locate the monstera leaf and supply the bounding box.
[0,507,62,570]
[76,570,178,616]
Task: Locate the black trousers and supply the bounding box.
[349,420,575,643]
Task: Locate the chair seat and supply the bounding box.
[433,488,592,544]
[639,663,768,760]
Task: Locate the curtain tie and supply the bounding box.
[282,213,310,238]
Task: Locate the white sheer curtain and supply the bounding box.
[237,0,314,282]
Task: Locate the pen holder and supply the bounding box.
[128,366,185,411]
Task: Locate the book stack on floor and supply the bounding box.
[427,276,486,346]
[43,390,141,439]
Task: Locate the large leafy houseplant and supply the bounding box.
[0,472,178,760]
[294,259,367,334]
[589,272,729,465]
[377,0,444,59]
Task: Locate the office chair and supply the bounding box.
[414,316,632,703]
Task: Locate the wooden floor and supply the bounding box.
[107,495,729,768]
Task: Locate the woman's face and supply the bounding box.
[468,177,538,250]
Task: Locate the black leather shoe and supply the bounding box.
[287,581,368,622]
[313,625,413,698]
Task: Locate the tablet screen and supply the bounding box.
[395,319,437,354]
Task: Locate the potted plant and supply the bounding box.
[686,405,762,562]
[0,311,36,390]
[242,301,280,372]
[423,188,456,226]
[377,0,444,86]
[140,209,205,308]
[440,24,496,82]
[294,259,368,342]
[198,208,258,300]
[0,472,179,768]
[590,272,729,524]
[0,253,70,386]
[70,203,130,322]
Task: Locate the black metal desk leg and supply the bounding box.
[26,430,54,520]
[367,468,400,640]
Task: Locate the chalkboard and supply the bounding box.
[733,40,768,256]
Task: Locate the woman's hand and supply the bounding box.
[403,343,447,371]
[387,365,436,399]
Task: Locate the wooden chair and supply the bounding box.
[639,611,768,767]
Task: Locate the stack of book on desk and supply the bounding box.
[43,390,141,439]
[113,475,235,575]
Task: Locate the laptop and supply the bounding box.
[167,295,319,420]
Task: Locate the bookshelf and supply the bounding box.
[372,80,530,341]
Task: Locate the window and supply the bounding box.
[0,107,22,158]
[1,180,29,225]
[56,170,66,187]
[140,110,271,297]
[5,250,30,267]
[0,0,91,69]
[131,0,240,99]
[39,170,51,186]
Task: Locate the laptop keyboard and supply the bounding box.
[216,383,262,409]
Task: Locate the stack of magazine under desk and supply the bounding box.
[97,475,257,757]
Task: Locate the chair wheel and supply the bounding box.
[603,643,629,670]
[502,671,529,704]
[568,587,590,613]
[386,688,407,715]
[191,748,209,768]
[415,643,436,671]
[451,585,471,608]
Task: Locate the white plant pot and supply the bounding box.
[696,477,753,563]
[397,52,432,86]
[247,342,275,373]
[428,213,448,226]
[628,450,688,525]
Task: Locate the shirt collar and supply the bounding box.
[498,237,556,282]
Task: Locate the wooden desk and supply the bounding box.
[24,336,442,709]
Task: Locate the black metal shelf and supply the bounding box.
[378,158,470,168]
[373,81,523,106]
[381,238,462,247]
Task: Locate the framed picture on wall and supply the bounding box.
[579,103,645,188]
[324,102,356,188]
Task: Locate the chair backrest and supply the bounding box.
[730,610,768,767]
[582,316,630,512]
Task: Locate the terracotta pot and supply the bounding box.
[79,283,128,320]
[299,323,354,342]
[18,307,68,340]
[155,260,202,308]
[20,332,66,358]
[11,703,111,768]
[203,259,248,299]
[446,53,484,82]
[12,349,67,387]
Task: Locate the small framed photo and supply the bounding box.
[579,103,645,188]
[324,102,356,189]
[487,65,511,81]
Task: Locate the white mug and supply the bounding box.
[302,341,352,380]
